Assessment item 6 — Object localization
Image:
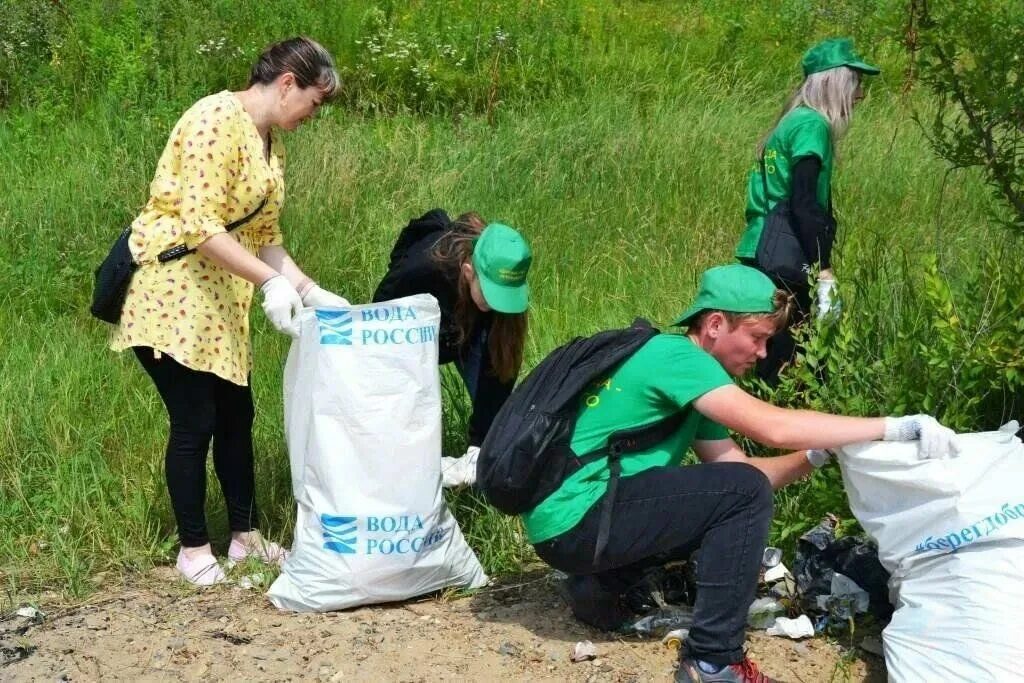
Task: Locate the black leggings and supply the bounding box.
[134,347,259,547]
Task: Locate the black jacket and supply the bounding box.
[372,209,514,446]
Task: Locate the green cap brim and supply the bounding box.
[479,277,529,314]
[671,305,703,327]
[848,60,880,75]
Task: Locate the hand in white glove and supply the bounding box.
[441,446,480,488]
[806,448,833,468]
[884,415,960,459]
[260,275,302,338]
[302,284,350,309]
[816,276,839,321]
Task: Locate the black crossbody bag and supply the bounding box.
[90,199,268,324]
[754,155,832,284]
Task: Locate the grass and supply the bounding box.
[0,1,1017,600]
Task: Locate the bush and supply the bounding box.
[761,252,1024,549]
[909,0,1024,232]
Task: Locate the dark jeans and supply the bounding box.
[534,462,773,666]
[134,347,259,547]
[756,277,811,385]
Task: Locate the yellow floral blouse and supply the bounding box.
[109,91,285,386]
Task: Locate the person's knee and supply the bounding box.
[169,413,217,451]
[727,462,774,514]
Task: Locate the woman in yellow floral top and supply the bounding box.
[110,37,348,585]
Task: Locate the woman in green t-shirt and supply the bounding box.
[734,38,880,383]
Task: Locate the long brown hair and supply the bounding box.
[431,212,529,383]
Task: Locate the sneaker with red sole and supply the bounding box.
[675,656,781,683]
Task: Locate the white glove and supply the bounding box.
[884,415,960,459]
[441,446,480,488]
[816,276,839,320]
[302,285,350,309]
[260,275,302,338]
[806,448,833,468]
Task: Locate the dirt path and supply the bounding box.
[2,568,885,682]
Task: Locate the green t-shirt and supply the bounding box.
[521,334,733,544]
[735,106,834,261]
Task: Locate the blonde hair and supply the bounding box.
[758,66,861,157]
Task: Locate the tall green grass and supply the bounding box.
[1,0,1020,598]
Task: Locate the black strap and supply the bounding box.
[156,198,269,263]
[589,411,688,566]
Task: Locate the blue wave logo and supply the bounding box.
[316,310,353,345]
[321,514,357,554]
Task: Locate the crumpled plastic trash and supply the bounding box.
[766,615,815,639]
[622,606,694,638]
[236,572,268,590]
[763,562,791,584]
[747,597,784,629]
[15,606,44,620]
[662,628,688,650]
[441,446,479,488]
[794,515,892,623]
[570,640,598,662]
[815,572,869,618]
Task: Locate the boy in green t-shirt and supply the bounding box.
[526,264,957,683]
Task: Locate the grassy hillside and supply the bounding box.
[1,0,1020,597]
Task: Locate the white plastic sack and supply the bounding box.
[838,429,1024,683]
[268,294,487,612]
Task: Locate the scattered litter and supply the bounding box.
[747,597,784,629]
[761,546,783,568]
[661,628,688,651]
[208,630,253,645]
[570,640,598,663]
[623,606,693,638]
[236,573,267,590]
[765,615,815,639]
[815,572,869,618]
[794,515,891,624]
[0,644,37,666]
[15,607,43,620]
[763,562,791,584]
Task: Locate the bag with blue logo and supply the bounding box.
[837,425,1024,682]
[267,294,487,612]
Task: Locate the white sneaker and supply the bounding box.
[176,548,227,586]
[227,534,289,567]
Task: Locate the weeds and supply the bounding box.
[1,1,1020,600]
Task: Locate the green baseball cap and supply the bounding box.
[472,223,532,314]
[672,264,777,326]
[802,38,880,77]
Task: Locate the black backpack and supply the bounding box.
[477,319,685,561]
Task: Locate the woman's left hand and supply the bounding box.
[302,285,350,308]
[816,276,839,320]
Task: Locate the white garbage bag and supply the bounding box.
[267,294,488,612]
[837,428,1024,683]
